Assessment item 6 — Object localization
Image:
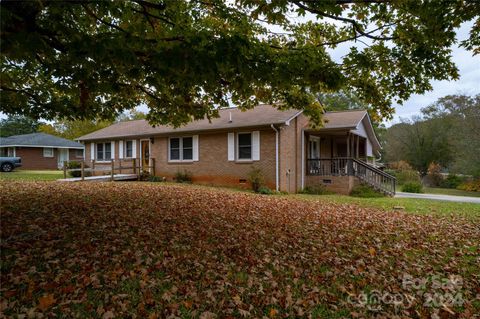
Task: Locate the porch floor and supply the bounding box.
[57,174,138,182]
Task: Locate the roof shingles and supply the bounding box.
[78,105,302,141]
[77,106,369,142]
[0,133,84,148]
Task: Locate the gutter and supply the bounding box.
[270,124,279,192]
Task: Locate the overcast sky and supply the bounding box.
[323,21,479,126]
[383,22,479,125]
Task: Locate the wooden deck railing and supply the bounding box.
[306,157,396,195]
[63,158,155,181]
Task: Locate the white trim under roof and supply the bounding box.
[0,145,84,149]
[284,110,303,125]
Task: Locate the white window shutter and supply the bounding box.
[132,140,137,159]
[193,135,199,161]
[90,143,95,160]
[252,131,260,160]
[111,141,115,159]
[227,133,235,161]
[119,140,124,159]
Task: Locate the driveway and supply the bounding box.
[395,192,480,204]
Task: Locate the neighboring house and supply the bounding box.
[77,105,395,194]
[0,133,84,170]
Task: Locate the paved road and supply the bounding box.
[395,192,480,204]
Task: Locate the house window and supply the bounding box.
[75,149,84,158]
[125,140,133,158]
[96,142,111,161]
[43,148,54,157]
[237,133,252,160]
[169,137,193,161]
[0,147,15,157]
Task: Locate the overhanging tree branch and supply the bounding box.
[292,0,396,41]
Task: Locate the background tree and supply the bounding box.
[38,119,113,140]
[384,94,479,176]
[421,94,480,176]
[0,116,42,137]
[1,0,478,126]
[384,116,454,176]
[116,110,147,122]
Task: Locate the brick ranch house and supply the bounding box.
[77,105,395,194]
[0,133,84,170]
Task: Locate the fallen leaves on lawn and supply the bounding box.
[1,181,479,318]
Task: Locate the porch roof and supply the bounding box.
[308,110,382,155]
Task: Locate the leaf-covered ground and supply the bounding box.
[1,182,479,318]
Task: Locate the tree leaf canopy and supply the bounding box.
[1,0,478,126]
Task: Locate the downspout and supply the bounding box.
[301,129,305,189]
[270,124,279,191]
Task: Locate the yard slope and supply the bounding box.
[1,182,479,318]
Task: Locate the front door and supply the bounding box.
[58,149,69,168]
[141,140,150,171]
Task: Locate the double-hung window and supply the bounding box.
[43,148,54,158]
[125,140,133,158]
[75,149,84,158]
[96,142,112,161]
[169,137,193,161]
[237,133,252,160]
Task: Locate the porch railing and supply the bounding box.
[306,158,396,195]
[62,158,155,181]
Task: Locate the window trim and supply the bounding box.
[125,140,134,158]
[168,136,194,162]
[1,147,15,157]
[43,147,54,158]
[96,142,112,162]
[236,132,252,161]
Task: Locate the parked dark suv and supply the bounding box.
[0,157,22,172]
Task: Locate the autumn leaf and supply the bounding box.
[1,181,479,318]
[38,294,56,311]
[269,308,278,318]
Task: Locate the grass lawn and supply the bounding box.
[1,181,479,318]
[294,193,480,218]
[423,186,480,197]
[0,170,64,181]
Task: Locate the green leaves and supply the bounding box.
[1,0,478,126]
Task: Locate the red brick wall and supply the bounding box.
[15,147,58,170]
[84,128,277,189]
[151,129,277,189]
[14,147,84,170]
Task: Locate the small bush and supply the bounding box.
[67,161,91,178]
[258,186,274,195]
[457,179,480,192]
[299,184,334,195]
[388,161,413,171]
[148,175,165,182]
[396,169,421,185]
[174,170,192,183]
[440,174,465,189]
[248,167,264,193]
[401,182,424,193]
[350,184,385,198]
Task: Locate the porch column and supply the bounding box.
[356,135,360,158]
[347,133,350,157]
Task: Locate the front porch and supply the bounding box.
[302,131,395,195]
